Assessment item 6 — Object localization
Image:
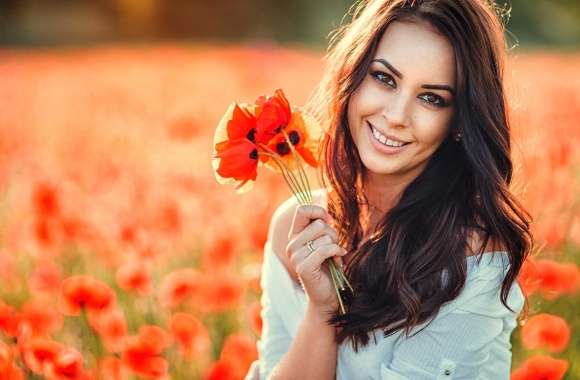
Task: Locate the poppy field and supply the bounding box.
[0,44,578,379]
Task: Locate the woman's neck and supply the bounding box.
[359,172,413,234]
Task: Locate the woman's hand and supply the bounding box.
[286,204,347,315]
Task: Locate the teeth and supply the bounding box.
[372,126,406,147]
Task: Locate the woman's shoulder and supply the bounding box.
[267,188,331,283]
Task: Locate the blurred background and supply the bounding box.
[0,1,578,380]
[1,0,580,48]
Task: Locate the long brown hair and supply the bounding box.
[303,0,534,351]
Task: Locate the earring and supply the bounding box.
[453,132,462,142]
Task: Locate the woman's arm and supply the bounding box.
[263,195,343,380]
[269,304,338,380]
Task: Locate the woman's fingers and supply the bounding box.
[288,234,333,269]
[288,205,331,239]
[296,243,347,278]
[286,218,337,256]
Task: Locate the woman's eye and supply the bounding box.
[370,71,396,88]
[419,93,447,107]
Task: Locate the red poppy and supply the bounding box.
[169,313,211,358]
[212,88,321,194]
[253,88,292,143]
[0,300,19,337]
[205,360,238,380]
[121,325,170,379]
[43,347,88,380]
[158,268,201,308]
[97,357,126,380]
[116,260,152,296]
[59,275,116,316]
[194,273,246,313]
[510,354,568,380]
[202,234,237,270]
[264,110,320,170]
[535,259,579,299]
[0,341,24,380]
[218,334,258,380]
[21,338,63,375]
[18,298,64,338]
[521,313,570,353]
[88,309,128,353]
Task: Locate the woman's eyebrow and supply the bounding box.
[371,58,456,95]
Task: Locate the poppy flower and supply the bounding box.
[521,313,571,353]
[264,110,320,170]
[21,338,63,375]
[18,298,64,338]
[116,260,152,296]
[88,309,128,353]
[59,275,116,316]
[510,354,568,380]
[535,259,579,300]
[158,268,201,308]
[121,325,170,379]
[193,273,246,313]
[205,360,237,380]
[98,357,126,380]
[253,88,292,143]
[43,347,88,380]
[0,300,19,337]
[218,334,258,380]
[201,234,237,270]
[0,341,24,380]
[168,313,211,358]
[212,88,321,193]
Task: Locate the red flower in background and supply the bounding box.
[88,309,128,353]
[0,300,19,337]
[18,298,64,338]
[194,273,246,313]
[517,257,579,299]
[121,325,171,379]
[521,313,571,353]
[21,338,63,375]
[169,313,211,358]
[158,268,201,308]
[116,260,152,296]
[59,275,116,316]
[511,354,568,380]
[44,347,89,380]
[0,341,24,380]
[217,334,258,380]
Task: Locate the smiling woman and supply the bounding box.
[250,1,534,379]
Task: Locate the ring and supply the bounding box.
[306,240,316,254]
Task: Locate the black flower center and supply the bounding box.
[276,142,290,155]
[246,128,256,142]
[249,149,258,160]
[289,130,300,145]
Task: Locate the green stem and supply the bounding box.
[258,151,308,205]
[280,129,312,203]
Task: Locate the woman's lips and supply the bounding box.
[366,121,412,155]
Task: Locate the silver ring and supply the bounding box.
[306,240,316,254]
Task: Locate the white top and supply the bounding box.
[256,239,525,380]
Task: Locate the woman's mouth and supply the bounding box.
[366,121,412,154]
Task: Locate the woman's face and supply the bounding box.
[347,20,456,182]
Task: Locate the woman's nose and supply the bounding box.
[382,92,412,128]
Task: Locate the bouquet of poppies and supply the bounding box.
[211,88,353,314]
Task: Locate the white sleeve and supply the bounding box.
[256,240,295,380]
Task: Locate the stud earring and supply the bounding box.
[453,132,462,142]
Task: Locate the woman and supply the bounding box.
[247,0,533,379]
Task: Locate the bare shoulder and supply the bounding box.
[267,188,329,283]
